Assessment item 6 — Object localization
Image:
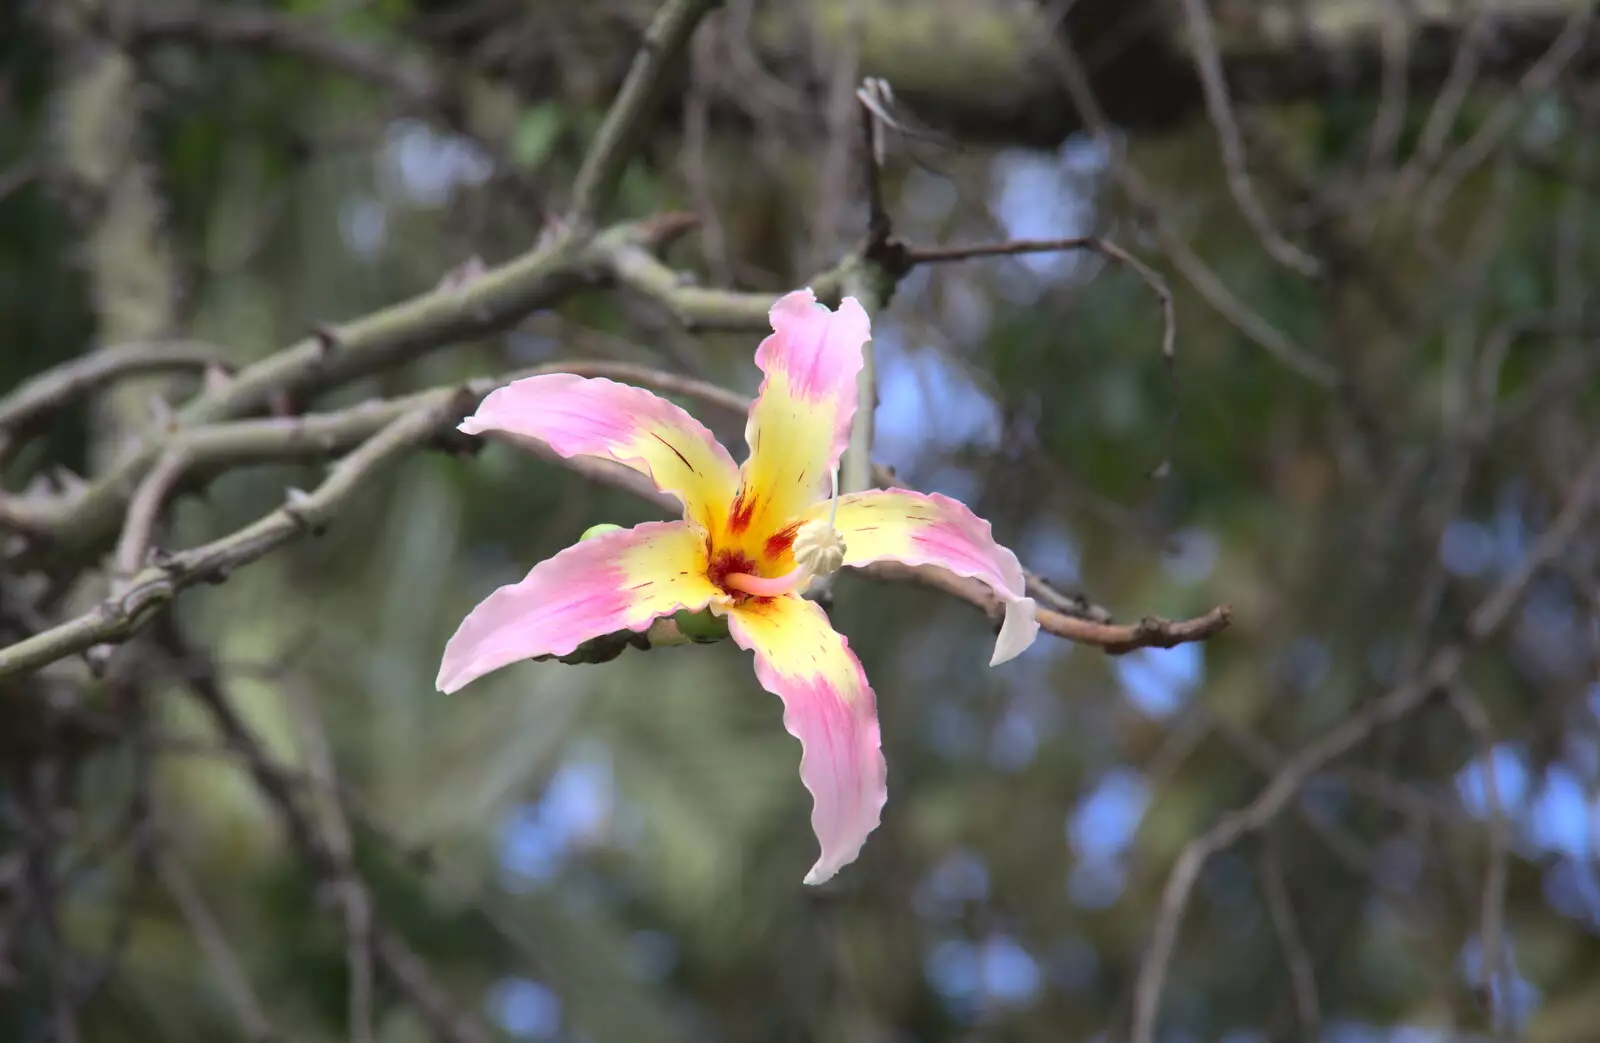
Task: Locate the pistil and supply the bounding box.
[722,566,811,597]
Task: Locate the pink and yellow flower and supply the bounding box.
[437,289,1040,884]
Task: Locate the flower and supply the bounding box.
[437,288,1040,884]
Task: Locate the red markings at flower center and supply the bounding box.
[764,522,800,560]
[726,487,760,534]
[706,547,759,596]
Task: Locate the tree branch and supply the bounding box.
[1042,24,1341,390]
[1130,441,1600,1043]
[1175,0,1319,276]
[1,217,740,550]
[129,8,437,103]
[0,398,461,680]
[160,621,496,1043]
[567,0,725,227]
[151,844,280,1043]
[0,342,227,454]
[1,336,1230,681]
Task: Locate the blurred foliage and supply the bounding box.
[5,2,1600,1043]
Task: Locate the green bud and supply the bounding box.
[673,608,730,644]
[578,523,625,542]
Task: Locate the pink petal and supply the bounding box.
[462,374,739,532]
[724,290,870,559]
[724,594,887,885]
[437,521,719,693]
[804,489,1041,665]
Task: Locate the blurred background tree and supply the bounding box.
[3,1,1600,1042]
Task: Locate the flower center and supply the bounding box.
[710,467,847,600]
[705,548,761,596]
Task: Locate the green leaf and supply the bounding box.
[512,105,564,170]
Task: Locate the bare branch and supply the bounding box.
[903,236,1175,370]
[861,561,1229,654]
[10,357,752,561]
[903,234,1177,476]
[129,8,436,103]
[1391,4,1498,201]
[1,341,1228,680]
[0,159,37,204]
[1419,4,1595,223]
[567,0,725,227]
[162,623,497,1043]
[0,398,462,680]
[284,679,373,1043]
[835,81,894,504]
[1450,683,1514,1041]
[0,342,225,456]
[12,217,758,554]
[1041,21,1340,389]
[152,845,280,1043]
[110,448,190,586]
[1130,442,1600,1043]
[603,231,848,331]
[1363,3,1412,192]
[1176,0,1319,276]
[1259,843,1321,1041]
[856,79,892,245]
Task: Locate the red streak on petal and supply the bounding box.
[765,522,800,560]
[727,487,758,534]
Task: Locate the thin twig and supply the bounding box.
[903,236,1178,475]
[1176,0,1318,276]
[861,561,1229,654]
[567,0,725,226]
[808,5,864,272]
[1259,843,1321,1041]
[904,238,1174,367]
[1041,22,1338,389]
[111,448,191,585]
[2,344,1228,680]
[160,621,496,1043]
[1363,1,1411,195]
[0,342,226,444]
[129,8,436,102]
[1450,682,1513,1042]
[857,79,892,243]
[1390,1,1497,201]
[0,159,39,204]
[1418,4,1595,224]
[0,399,462,680]
[283,679,373,1043]
[152,845,279,1043]
[839,81,891,498]
[1130,443,1600,1043]
[9,217,770,554]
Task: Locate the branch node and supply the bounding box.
[435,256,488,293]
[282,487,321,535]
[634,210,700,253]
[147,394,177,432]
[202,364,233,395]
[311,323,343,353]
[84,643,114,678]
